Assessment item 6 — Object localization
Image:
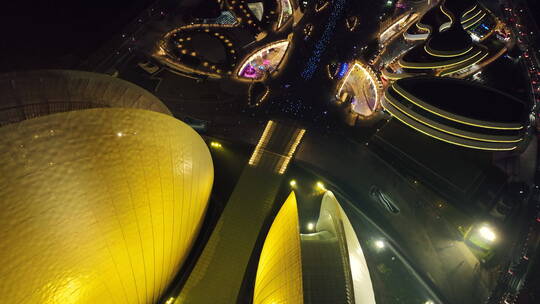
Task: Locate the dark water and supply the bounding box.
[0,0,153,71]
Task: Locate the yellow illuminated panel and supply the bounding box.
[277,128,306,174]
[249,120,276,166]
[0,108,214,303]
[253,191,303,304]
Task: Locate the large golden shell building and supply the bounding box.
[0,70,214,303]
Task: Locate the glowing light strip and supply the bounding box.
[463,13,486,30]
[439,22,451,32]
[256,87,270,106]
[439,5,454,25]
[315,1,330,12]
[424,45,473,58]
[237,40,290,78]
[277,129,306,174]
[381,68,415,80]
[399,50,483,69]
[249,121,276,166]
[461,9,482,24]
[439,51,489,76]
[392,84,523,130]
[384,94,522,143]
[462,5,478,19]
[382,98,517,151]
[416,22,431,34]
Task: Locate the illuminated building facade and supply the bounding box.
[0,71,214,303]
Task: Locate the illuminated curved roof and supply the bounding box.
[399,42,488,77]
[0,70,171,126]
[0,108,214,303]
[382,76,527,150]
[237,40,290,80]
[253,191,303,304]
[397,77,525,126]
[336,62,382,117]
[425,27,472,57]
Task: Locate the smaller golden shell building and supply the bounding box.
[253,191,303,304]
[0,71,214,303]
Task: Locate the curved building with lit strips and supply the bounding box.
[395,0,501,79]
[382,76,528,151]
[0,70,214,303]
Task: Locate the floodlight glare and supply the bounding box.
[374,240,385,249]
[290,180,297,187]
[316,181,326,191]
[307,222,315,231]
[478,226,497,242]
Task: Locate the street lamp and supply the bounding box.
[210,141,222,148]
[307,222,315,231]
[290,179,297,187]
[374,240,385,249]
[165,297,175,304]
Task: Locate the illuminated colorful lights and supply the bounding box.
[337,62,349,79]
[336,62,382,117]
[237,40,290,80]
[301,0,347,80]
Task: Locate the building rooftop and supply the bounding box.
[397,76,526,124]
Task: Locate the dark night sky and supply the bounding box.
[0,0,153,72]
